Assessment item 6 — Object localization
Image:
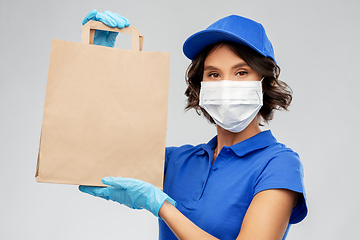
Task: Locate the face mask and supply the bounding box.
[199,80,263,133]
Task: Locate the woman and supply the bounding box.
[80,10,307,240]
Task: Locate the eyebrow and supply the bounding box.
[203,62,249,71]
[231,62,249,69]
[203,66,218,71]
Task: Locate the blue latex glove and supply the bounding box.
[82,9,130,47]
[79,177,176,218]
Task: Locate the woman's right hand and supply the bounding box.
[79,177,176,218]
[82,9,130,47]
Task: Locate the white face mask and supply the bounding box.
[199,80,263,133]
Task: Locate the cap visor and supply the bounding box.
[183,29,262,60]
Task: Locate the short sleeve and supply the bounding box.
[164,147,175,176]
[254,150,308,224]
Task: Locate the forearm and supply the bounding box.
[159,200,219,240]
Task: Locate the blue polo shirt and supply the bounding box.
[159,130,307,240]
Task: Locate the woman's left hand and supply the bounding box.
[79,177,176,218]
[82,9,130,47]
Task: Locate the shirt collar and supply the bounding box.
[197,136,217,156]
[202,130,277,157]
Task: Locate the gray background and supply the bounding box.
[1,0,359,239]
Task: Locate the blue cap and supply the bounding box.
[183,15,276,63]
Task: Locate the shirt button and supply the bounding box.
[226,148,230,152]
[213,166,218,171]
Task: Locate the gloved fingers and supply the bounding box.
[95,12,117,27]
[82,10,117,28]
[82,9,97,25]
[104,11,130,28]
[79,185,111,200]
[113,13,130,27]
[82,10,129,28]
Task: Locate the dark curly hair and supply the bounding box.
[184,41,293,124]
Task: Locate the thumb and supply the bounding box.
[107,31,119,46]
[102,176,135,189]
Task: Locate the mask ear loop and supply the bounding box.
[260,77,265,94]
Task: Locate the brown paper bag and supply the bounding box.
[36,21,170,188]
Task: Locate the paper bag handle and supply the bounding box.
[81,20,144,51]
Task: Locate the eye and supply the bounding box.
[236,71,248,76]
[208,73,220,78]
